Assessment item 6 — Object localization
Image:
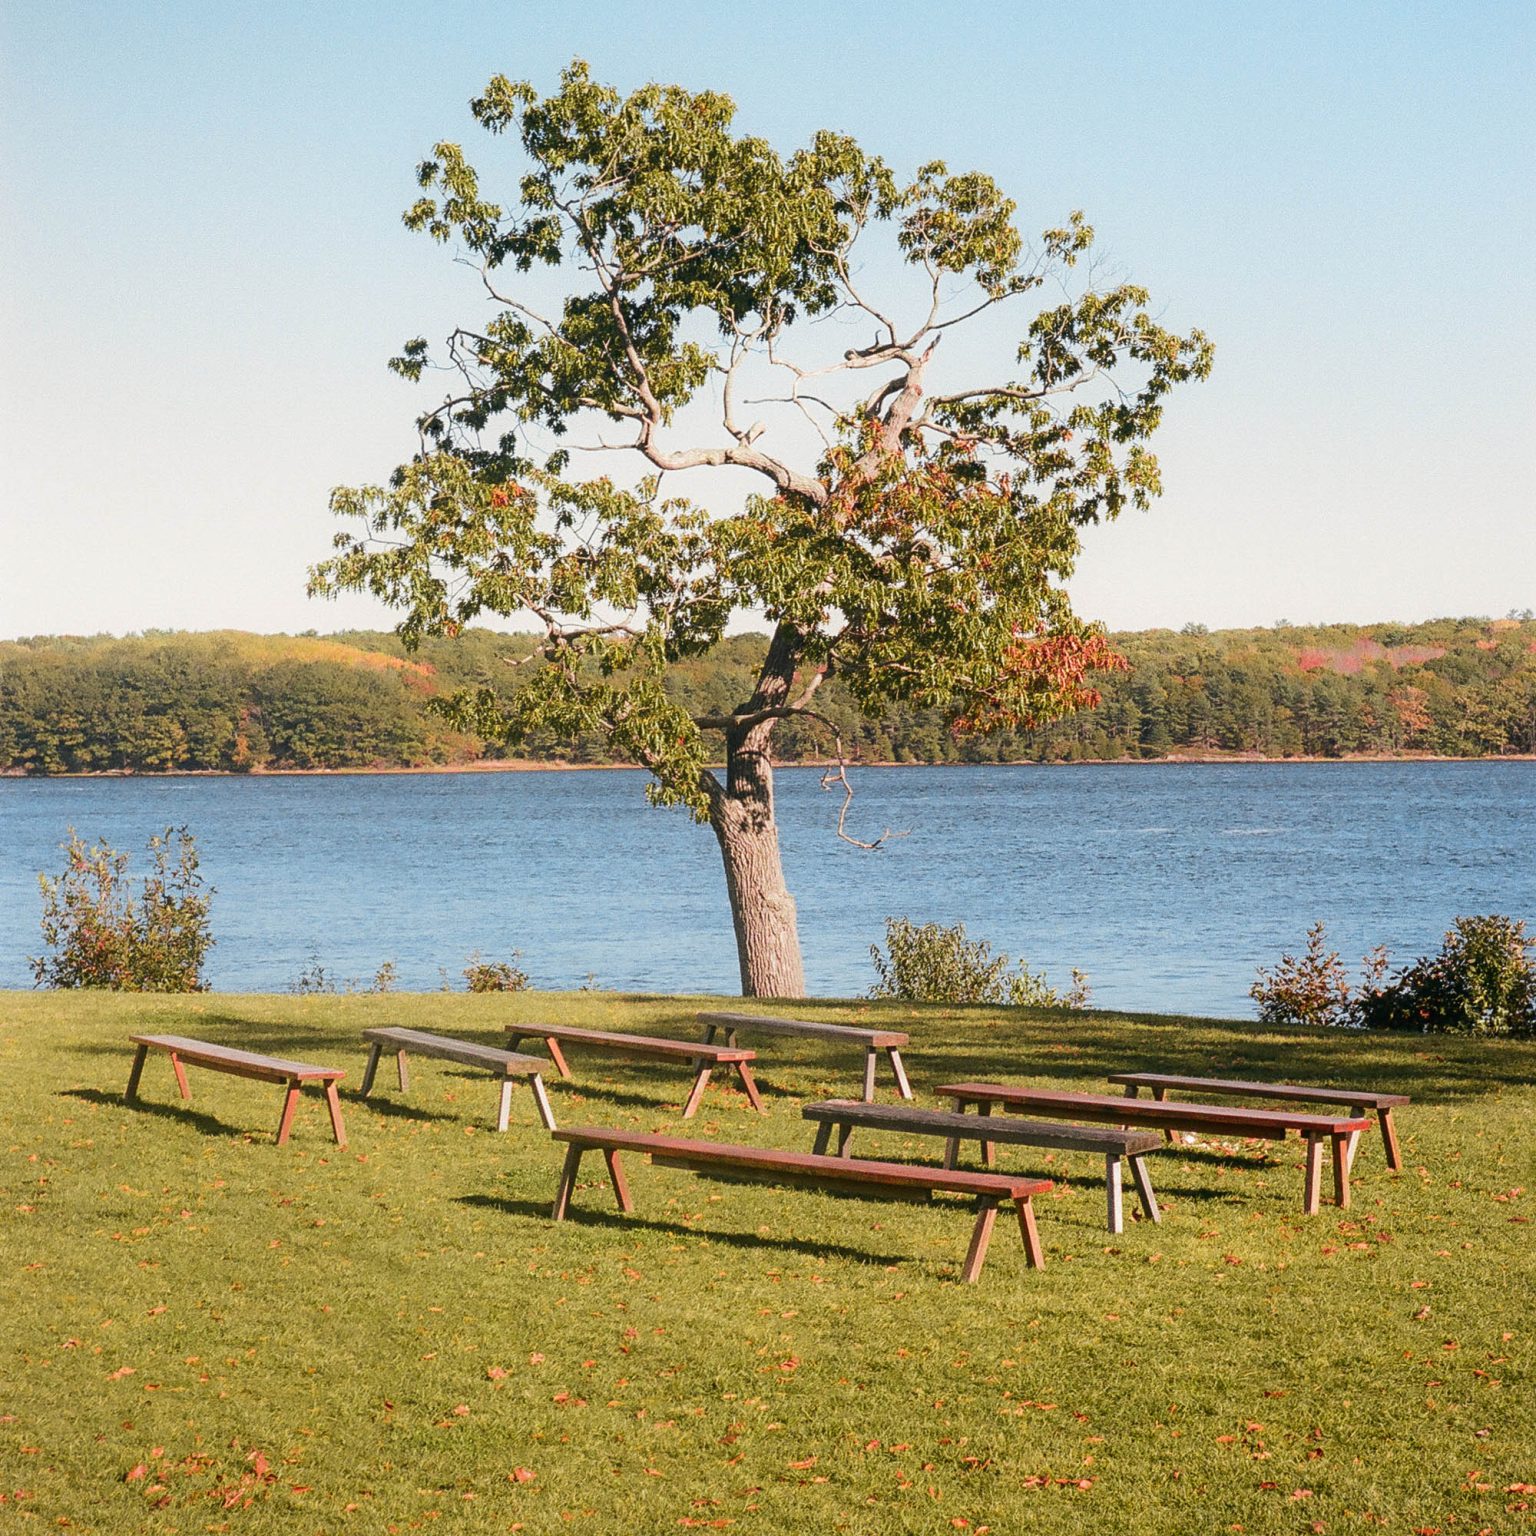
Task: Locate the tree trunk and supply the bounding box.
[704,622,809,997]
[709,739,806,998]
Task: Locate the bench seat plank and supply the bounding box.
[938,1082,1368,1214]
[507,1026,763,1119]
[1108,1071,1409,1170]
[359,1027,556,1131]
[548,1127,1049,1281]
[125,1034,347,1147]
[801,1098,1163,1234]
[697,1011,914,1102]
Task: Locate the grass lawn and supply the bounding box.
[3,990,1534,1534]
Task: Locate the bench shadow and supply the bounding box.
[344,1093,457,1124]
[458,1192,922,1271]
[542,1080,774,1118]
[60,1086,248,1139]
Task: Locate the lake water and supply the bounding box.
[2,763,1532,1017]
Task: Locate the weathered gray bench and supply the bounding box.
[125,1034,347,1147]
[1107,1071,1409,1170]
[802,1098,1163,1234]
[360,1027,556,1131]
[506,1025,763,1118]
[697,1011,913,1101]
[549,1126,1050,1282]
[938,1082,1371,1214]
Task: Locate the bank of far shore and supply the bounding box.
[5,749,1536,781]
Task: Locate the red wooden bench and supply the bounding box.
[549,1126,1050,1282]
[1107,1071,1408,1170]
[697,1011,913,1101]
[506,1025,763,1118]
[125,1034,347,1147]
[802,1098,1164,1234]
[938,1082,1370,1214]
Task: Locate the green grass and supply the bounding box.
[3,990,1534,1534]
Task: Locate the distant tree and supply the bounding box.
[310,61,1213,996]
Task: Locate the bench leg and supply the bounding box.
[496,1078,514,1133]
[835,1123,854,1158]
[1332,1131,1351,1209]
[887,1048,914,1101]
[551,1144,583,1220]
[962,1198,999,1283]
[169,1052,191,1101]
[942,1134,960,1170]
[1105,1154,1124,1235]
[603,1149,634,1213]
[701,1023,718,1045]
[396,1050,410,1092]
[1152,1085,1175,1143]
[359,1042,382,1097]
[543,1038,572,1080]
[681,1065,713,1119]
[1129,1154,1161,1223]
[811,1121,833,1156]
[125,1043,149,1103]
[733,1060,766,1114]
[1016,1197,1045,1270]
[324,1080,348,1148]
[275,1081,301,1147]
[862,1048,878,1103]
[977,1100,995,1168]
[1379,1107,1403,1172]
[528,1074,557,1132]
[1303,1134,1323,1215]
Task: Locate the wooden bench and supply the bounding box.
[697,1011,914,1101]
[360,1027,556,1131]
[938,1082,1371,1214]
[802,1099,1164,1234]
[1107,1071,1409,1171]
[125,1034,347,1147]
[548,1126,1050,1282]
[505,1025,763,1119]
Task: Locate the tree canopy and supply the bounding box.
[312,60,1212,812]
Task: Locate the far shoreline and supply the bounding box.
[6,751,1536,781]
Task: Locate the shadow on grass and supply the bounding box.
[57,1001,1536,1108]
[458,1192,919,1270]
[343,1093,457,1124]
[61,1085,247,1140]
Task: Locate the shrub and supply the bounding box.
[869,917,1088,1009]
[464,952,529,993]
[1354,915,1536,1036]
[288,955,337,995]
[1249,922,1358,1028]
[32,826,213,992]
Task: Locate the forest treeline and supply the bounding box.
[3,616,1535,774]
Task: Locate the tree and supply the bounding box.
[310,61,1213,997]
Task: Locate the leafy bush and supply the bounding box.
[1249,922,1365,1028]
[1355,916,1536,1036]
[32,827,213,992]
[463,952,530,993]
[869,917,1088,1008]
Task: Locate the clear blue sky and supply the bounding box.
[2,0,1532,640]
